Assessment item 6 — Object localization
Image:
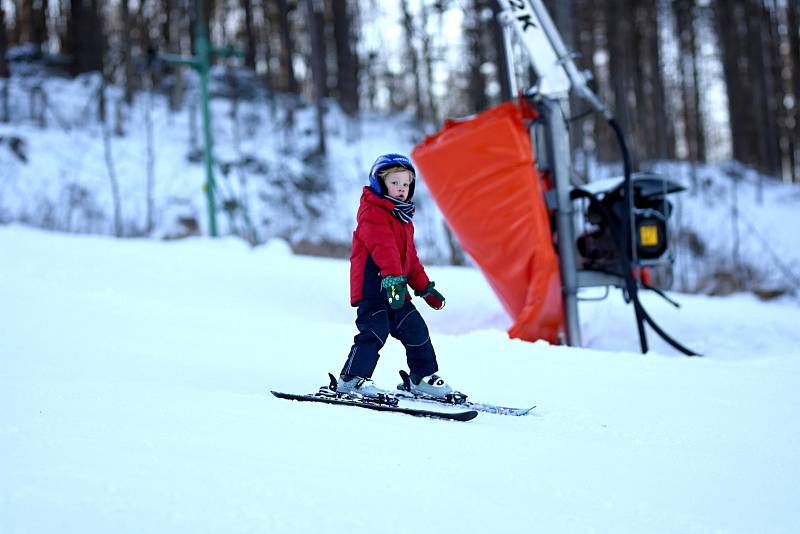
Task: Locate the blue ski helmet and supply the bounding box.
[368,153,416,200]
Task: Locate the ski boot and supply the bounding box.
[337,374,386,398]
[409,373,454,399]
[397,370,468,404]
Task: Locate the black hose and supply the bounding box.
[607,118,649,353]
[607,118,700,356]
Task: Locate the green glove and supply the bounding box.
[381,275,408,309]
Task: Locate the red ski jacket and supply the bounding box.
[350,187,430,305]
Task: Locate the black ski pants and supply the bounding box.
[341,299,438,381]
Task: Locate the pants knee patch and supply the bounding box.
[357,307,389,347]
[393,309,429,347]
[372,321,390,346]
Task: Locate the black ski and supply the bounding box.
[270,375,478,422]
[396,370,535,417]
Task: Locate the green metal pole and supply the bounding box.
[196,0,217,237]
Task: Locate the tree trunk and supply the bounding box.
[490,0,512,103]
[274,0,299,94]
[420,2,439,125]
[674,0,698,162]
[0,3,8,124]
[0,4,9,78]
[100,77,123,237]
[713,1,750,166]
[746,0,780,180]
[120,0,134,104]
[29,0,48,56]
[332,0,359,115]
[241,0,257,70]
[650,2,674,160]
[787,0,799,182]
[465,0,488,114]
[688,1,706,163]
[590,0,617,163]
[306,0,326,154]
[258,0,276,113]
[161,0,173,51]
[162,0,184,111]
[631,4,651,162]
[400,0,423,124]
[605,0,637,167]
[68,0,104,75]
[314,6,329,99]
[145,78,155,234]
[11,0,25,45]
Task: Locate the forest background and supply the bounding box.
[1,0,799,297]
[1,0,797,180]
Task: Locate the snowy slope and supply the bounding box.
[2,225,800,533]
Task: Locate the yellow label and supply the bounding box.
[639,225,659,247]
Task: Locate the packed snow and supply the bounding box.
[2,54,800,533]
[2,225,799,533]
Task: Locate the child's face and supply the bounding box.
[383,169,413,201]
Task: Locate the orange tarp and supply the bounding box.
[411,102,564,343]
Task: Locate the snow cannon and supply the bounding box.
[411,0,696,355]
[574,173,686,278]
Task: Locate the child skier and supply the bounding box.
[338,153,455,399]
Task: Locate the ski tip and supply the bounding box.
[513,406,536,416]
[463,410,479,422]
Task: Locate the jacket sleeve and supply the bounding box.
[406,225,431,292]
[358,207,403,276]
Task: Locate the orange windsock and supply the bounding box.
[412,101,564,343]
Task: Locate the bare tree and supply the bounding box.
[273,0,299,94]
[787,0,799,182]
[0,3,8,124]
[464,0,489,114]
[67,0,104,75]
[306,0,326,154]
[712,0,789,180]
[120,0,134,104]
[489,0,513,103]
[27,0,49,56]
[314,1,329,98]
[648,1,674,161]
[605,0,639,167]
[420,1,439,125]
[241,0,257,69]
[401,0,424,124]
[257,0,277,114]
[332,0,359,116]
[0,4,8,79]
[99,80,123,237]
[745,0,780,182]
[162,0,186,111]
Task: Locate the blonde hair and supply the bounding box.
[379,165,414,181]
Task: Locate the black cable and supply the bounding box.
[607,118,649,353]
[641,282,681,309]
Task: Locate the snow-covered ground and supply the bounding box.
[2,225,799,533]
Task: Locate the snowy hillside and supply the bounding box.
[2,225,799,533]
[0,72,452,260]
[2,72,799,298]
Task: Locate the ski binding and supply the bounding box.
[396,370,535,416]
